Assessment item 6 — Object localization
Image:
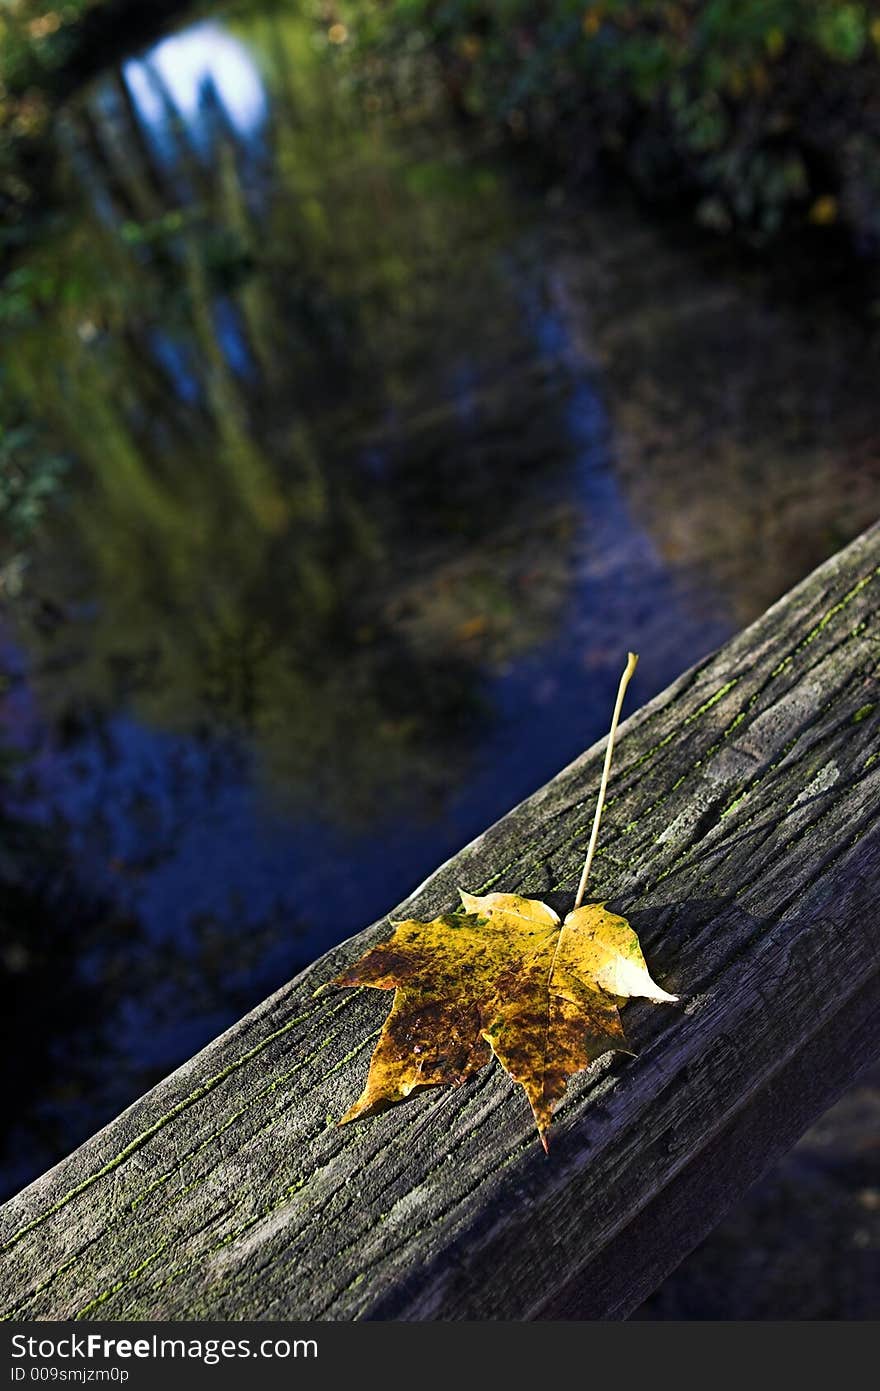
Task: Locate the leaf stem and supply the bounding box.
[573,651,639,911]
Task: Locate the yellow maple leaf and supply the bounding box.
[335,653,678,1146]
[335,890,675,1147]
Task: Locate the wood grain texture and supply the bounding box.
[1,522,879,1321]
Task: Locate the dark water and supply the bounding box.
[1,4,879,1202]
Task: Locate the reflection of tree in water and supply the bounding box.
[0,5,588,1198]
[4,6,579,825]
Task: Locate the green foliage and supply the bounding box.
[0,418,67,595]
[0,430,67,538]
[814,2,868,61]
[356,0,880,246]
[0,2,102,91]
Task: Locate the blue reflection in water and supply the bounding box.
[213,298,255,380]
[123,21,268,157]
[148,330,203,403]
[448,281,730,820]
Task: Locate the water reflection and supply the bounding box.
[1,3,878,1200]
[123,21,267,154]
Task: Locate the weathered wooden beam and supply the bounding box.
[1,522,878,1321]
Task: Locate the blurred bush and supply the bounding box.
[356,0,880,249]
[0,414,67,596]
[5,1,880,249]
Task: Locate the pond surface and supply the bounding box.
[1,2,879,1200]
